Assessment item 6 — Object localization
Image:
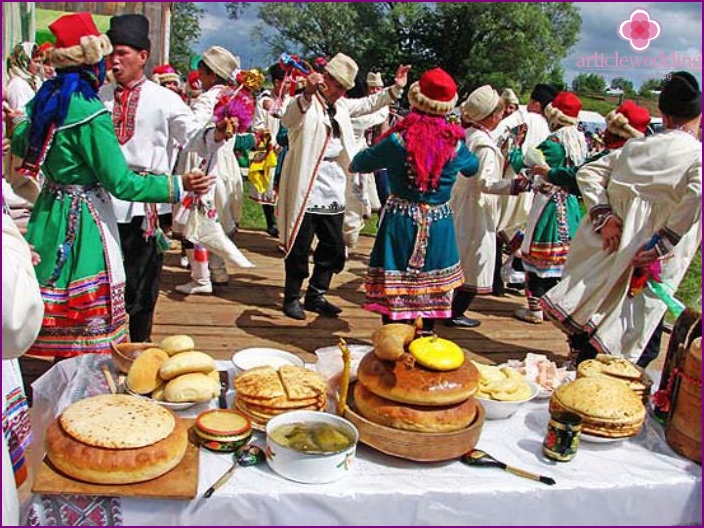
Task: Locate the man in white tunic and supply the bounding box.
[344,71,390,250]
[490,83,557,294]
[449,85,532,327]
[250,62,291,238]
[100,14,206,341]
[541,71,702,365]
[278,54,409,319]
[174,46,241,293]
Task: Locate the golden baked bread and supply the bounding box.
[126,348,169,394]
[164,372,220,402]
[278,365,328,400]
[159,351,215,381]
[357,352,479,406]
[372,324,416,361]
[233,366,328,427]
[234,365,327,401]
[159,335,195,356]
[59,394,175,449]
[234,366,285,399]
[578,355,641,381]
[353,383,477,433]
[577,357,649,399]
[550,377,645,438]
[46,413,188,484]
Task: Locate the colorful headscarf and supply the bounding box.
[7,42,42,91]
[19,61,107,177]
[382,109,465,193]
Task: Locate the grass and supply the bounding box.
[241,183,701,315]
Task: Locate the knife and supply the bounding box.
[218,370,229,409]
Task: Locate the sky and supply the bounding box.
[192,2,703,89]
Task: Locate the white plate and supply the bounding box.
[125,387,199,410]
[231,347,304,374]
[580,432,629,444]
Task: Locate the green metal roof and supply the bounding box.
[35,8,111,45]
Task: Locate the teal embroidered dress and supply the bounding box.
[350,132,478,320]
[517,135,584,277]
[12,94,180,357]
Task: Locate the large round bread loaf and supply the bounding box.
[126,348,169,394]
[159,351,215,380]
[549,377,645,438]
[164,372,220,402]
[357,352,479,406]
[353,383,477,432]
[159,334,195,356]
[46,414,188,484]
[59,394,175,448]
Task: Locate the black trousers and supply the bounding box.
[526,272,559,300]
[569,319,664,367]
[284,212,345,301]
[118,215,169,342]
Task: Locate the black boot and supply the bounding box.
[444,289,480,328]
[282,275,305,320]
[263,205,279,238]
[304,285,341,317]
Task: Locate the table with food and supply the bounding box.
[24,325,701,526]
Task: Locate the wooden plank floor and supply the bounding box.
[154,228,581,366]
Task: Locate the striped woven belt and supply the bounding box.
[385,195,453,273]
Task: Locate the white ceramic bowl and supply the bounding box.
[265,410,359,484]
[231,347,304,375]
[476,381,540,420]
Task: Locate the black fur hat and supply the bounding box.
[107,14,150,52]
[659,71,702,119]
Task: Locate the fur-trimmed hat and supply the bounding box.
[408,67,458,116]
[152,64,180,85]
[185,70,201,97]
[48,12,112,69]
[530,83,559,110]
[501,88,519,106]
[325,53,358,91]
[461,85,502,122]
[201,46,240,82]
[605,100,651,139]
[366,71,383,88]
[545,91,582,128]
[107,14,150,52]
[659,71,702,119]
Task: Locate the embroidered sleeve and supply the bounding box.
[589,204,614,233]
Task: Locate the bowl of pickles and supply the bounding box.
[265,410,359,484]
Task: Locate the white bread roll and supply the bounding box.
[159,351,215,380]
[164,373,220,402]
[126,348,169,394]
[159,335,196,356]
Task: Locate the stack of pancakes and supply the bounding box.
[549,377,646,438]
[577,355,651,403]
[233,365,327,428]
[352,351,480,433]
[45,394,188,484]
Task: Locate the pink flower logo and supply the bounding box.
[618,9,661,52]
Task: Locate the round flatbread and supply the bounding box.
[59,394,176,449]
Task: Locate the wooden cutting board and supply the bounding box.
[33,420,199,500]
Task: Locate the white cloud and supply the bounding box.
[189,2,701,87]
[563,2,702,88]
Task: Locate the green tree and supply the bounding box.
[225,2,581,100]
[170,2,204,76]
[572,73,606,93]
[639,77,664,97]
[610,76,635,96]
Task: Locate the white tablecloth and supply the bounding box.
[27,355,702,526]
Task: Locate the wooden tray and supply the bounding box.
[33,420,199,500]
[343,384,485,462]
